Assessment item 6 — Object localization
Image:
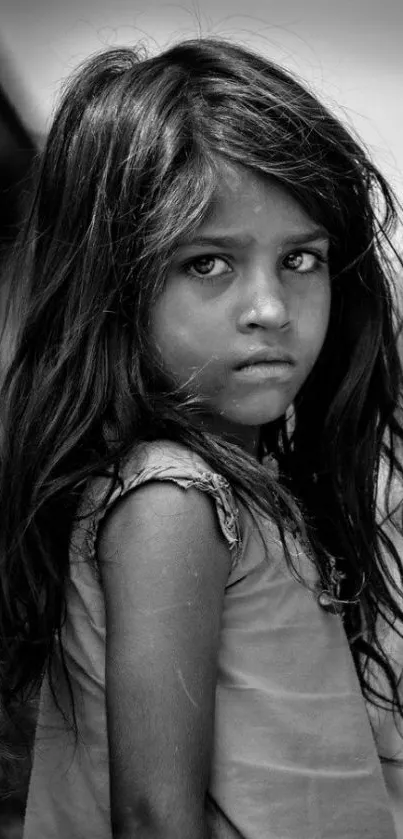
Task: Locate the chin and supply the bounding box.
[220,399,290,427]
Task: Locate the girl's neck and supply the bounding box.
[197,414,260,459]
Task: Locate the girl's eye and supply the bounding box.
[283,251,328,274]
[184,256,231,280]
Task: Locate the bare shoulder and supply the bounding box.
[97,478,233,655]
[98,477,233,583]
[97,480,232,836]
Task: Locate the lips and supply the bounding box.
[234,349,295,370]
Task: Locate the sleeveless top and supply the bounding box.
[23,440,397,839]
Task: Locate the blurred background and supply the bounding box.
[0,0,402,836]
[2,0,403,200]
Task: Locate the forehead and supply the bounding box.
[194,162,324,241]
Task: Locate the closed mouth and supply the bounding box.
[235,357,294,370]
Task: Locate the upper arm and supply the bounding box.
[98,480,232,838]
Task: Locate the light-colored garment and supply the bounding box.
[24,440,397,838]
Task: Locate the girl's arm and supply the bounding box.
[98,480,232,839]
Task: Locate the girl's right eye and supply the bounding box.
[183,256,232,280]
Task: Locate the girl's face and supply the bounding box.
[151,164,331,455]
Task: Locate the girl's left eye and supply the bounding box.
[183,256,231,280]
[283,251,327,273]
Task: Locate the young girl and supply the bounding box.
[1,37,403,839]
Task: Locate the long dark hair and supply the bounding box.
[1,37,403,736]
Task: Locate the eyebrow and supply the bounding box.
[177,227,330,249]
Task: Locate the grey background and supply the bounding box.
[1,0,402,206]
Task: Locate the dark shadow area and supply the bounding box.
[0,77,39,839]
[0,699,38,839]
[0,89,36,254]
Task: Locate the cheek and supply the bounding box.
[320,283,332,340]
[151,290,209,371]
[310,281,331,336]
[295,283,331,360]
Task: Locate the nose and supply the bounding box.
[237,262,290,332]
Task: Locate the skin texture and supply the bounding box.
[152,164,331,455]
[99,482,231,838]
